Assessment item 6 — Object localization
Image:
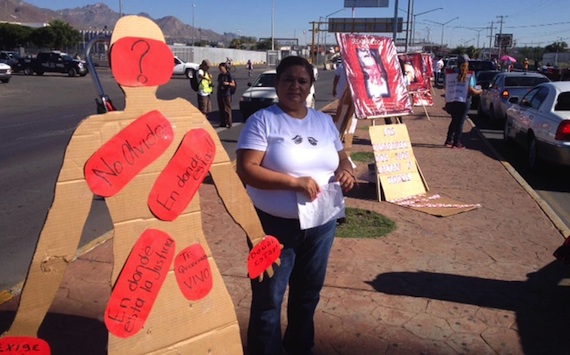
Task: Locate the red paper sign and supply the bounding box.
[0,337,50,354]
[148,129,216,221]
[336,33,412,119]
[174,244,213,300]
[110,37,173,87]
[84,110,174,197]
[247,236,281,279]
[105,229,175,338]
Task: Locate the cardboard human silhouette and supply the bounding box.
[1,16,278,354]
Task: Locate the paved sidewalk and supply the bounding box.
[2,89,569,355]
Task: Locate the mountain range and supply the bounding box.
[0,0,237,44]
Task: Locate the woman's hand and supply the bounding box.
[295,176,321,201]
[335,168,356,192]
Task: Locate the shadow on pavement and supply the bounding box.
[367,261,570,355]
[0,312,108,355]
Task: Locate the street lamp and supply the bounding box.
[316,8,345,66]
[271,0,275,50]
[426,17,459,50]
[411,7,442,45]
[191,4,195,46]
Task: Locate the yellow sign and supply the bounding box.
[369,124,426,201]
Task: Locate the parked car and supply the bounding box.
[239,69,316,120]
[504,82,570,169]
[0,62,12,83]
[13,51,88,77]
[172,56,199,78]
[468,60,496,74]
[471,70,501,109]
[478,72,550,123]
[0,50,20,68]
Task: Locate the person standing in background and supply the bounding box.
[435,56,444,87]
[247,59,254,77]
[197,59,213,115]
[332,60,347,100]
[216,62,236,128]
[444,54,482,149]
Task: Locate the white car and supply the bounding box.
[504,81,570,169]
[172,56,199,78]
[0,62,12,83]
[239,69,316,120]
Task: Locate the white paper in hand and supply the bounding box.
[297,182,345,230]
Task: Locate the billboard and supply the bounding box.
[494,33,513,48]
[344,0,389,7]
[329,17,403,33]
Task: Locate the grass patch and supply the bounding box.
[349,151,374,163]
[336,207,396,239]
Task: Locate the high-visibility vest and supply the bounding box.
[198,70,213,94]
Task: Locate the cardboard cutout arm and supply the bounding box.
[208,163,280,280]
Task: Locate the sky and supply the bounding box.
[24,0,570,49]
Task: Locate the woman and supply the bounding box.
[236,56,356,355]
[444,54,482,149]
[216,62,235,128]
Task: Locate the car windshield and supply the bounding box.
[469,61,495,72]
[477,71,499,81]
[62,54,74,61]
[252,73,276,87]
[554,92,570,111]
[504,76,549,87]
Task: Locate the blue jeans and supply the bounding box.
[247,209,337,355]
[446,98,470,145]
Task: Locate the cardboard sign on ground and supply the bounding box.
[369,124,427,201]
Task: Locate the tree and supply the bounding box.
[0,23,33,49]
[545,41,568,53]
[29,26,56,49]
[48,20,81,50]
[254,38,273,51]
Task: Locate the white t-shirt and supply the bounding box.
[237,105,343,219]
[334,64,348,100]
[435,59,444,73]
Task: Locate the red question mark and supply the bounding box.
[131,39,150,84]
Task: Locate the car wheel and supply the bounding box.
[80,73,87,77]
[1,78,9,83]
[185,68,192,79]
[36,71,44,76]
[503,117,512,145]
[68,68,77,77]
[23,67,33,75]
[477,101,486,118]
[528,135,541,171]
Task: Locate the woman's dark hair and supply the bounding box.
[276,56,315,83]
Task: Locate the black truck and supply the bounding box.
[15,51,88,77]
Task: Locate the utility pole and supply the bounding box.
[488,21,494,59]
[496,15,506,58]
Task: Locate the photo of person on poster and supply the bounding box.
[356,45,390,99]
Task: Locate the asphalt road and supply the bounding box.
[468,104,570,231]
[0,65,338,290]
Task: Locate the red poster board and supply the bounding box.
[399,53,434,107]
[105,229,175,338]
[336,33,412,119]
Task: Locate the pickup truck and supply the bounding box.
[14,51,88,77]
[173,56,199,78]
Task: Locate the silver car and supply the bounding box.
[504,81,570,169]
[478,72,550,123]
